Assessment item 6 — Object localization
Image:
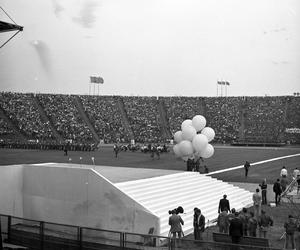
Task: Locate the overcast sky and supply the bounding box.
[0,0,299,96]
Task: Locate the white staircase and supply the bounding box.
[115,172,253,237]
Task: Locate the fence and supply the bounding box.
[0,214,281,250]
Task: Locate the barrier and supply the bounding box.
[0,214,282,250]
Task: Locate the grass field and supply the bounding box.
[1,145,300,249]
[1,145,299,184]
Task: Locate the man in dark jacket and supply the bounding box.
[193,208,205,240]
[273,179,282,206]
[218,194,230,213]
[229,211,243,247]
[244,161,250,177]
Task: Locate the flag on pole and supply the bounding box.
[90,76,104,84]
[225,81,230,85]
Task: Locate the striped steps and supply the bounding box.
[115,172,253,237]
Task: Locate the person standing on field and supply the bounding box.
[244,161,250,177]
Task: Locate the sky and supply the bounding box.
[0,0,299,97]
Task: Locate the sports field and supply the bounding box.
[1,145,299,184]
[1,145,300,249]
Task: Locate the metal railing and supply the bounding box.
[0,214,281,250]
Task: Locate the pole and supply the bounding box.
[93,83,95,96]
[89,82,91,95]
[221,83,223,97]
[217,82,218,97]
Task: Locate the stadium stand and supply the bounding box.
[80,95,130,143]
[122,96,162,143]
[36,94,94,144]
[0,92,55,141]
[0,92,299,148]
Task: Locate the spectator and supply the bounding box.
[229,211,243,248]
[218,194,230,214]
[252,188,262,219]
[248,211,258,237]
[284,215,298,250]
[258,210,273,238]
[259,178,268,205]
[292,167,300,180]
[217,208,229,233]
[238,207,249,236]
[193,208,205,240]
[273,179,282,206]
[168,209,184,238]
[280,166,288,178]
[228,208,236,224]
[280,176,289,193]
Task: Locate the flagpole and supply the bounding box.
[221,81,223,97]
[217,81,218,97]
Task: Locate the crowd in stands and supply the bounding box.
[0,92,299,148]
[163,97,204,135]
[0,118,14,137]
[37,94,94,144]
[0,92,55,141]
[204,97,242,143]
[122,96,162,142]
[285,96,300,144]
[243,97,286,143]
[80,95,129,143]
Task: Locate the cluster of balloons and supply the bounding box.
[173,115,215,161]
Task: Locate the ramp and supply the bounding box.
[116,172,253,237]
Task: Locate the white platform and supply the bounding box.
[116,172,254,237]
[0,163,254,238]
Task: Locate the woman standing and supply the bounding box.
[169,209,184,238]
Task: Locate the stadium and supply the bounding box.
[1,1,300,250]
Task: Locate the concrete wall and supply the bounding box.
[0,165,23,217]
[4,165,160,235]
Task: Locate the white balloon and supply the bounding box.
[174,131,183,144]
[200,144,214,158]
[173,144,182,157]
[192,134,208,153]
[192,115,206,132]
[181,125,197,141]
[181,119,193,130]
[201,127,215,142]
[178,140,194,156]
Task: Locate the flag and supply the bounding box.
[225,81,230,86]
[90,76,104,84]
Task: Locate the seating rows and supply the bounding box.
[0,92,55,141]
[36,94,94,143]
[0,92,299,144]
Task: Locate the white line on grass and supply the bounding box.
[206,153,300,176]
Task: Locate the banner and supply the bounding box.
[90,76,104,84]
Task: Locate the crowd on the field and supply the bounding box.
[0,92,299,149]
[168,167,300,249]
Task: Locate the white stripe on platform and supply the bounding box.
[207,153,300,175]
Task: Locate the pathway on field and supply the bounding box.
[206,153,300,176]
